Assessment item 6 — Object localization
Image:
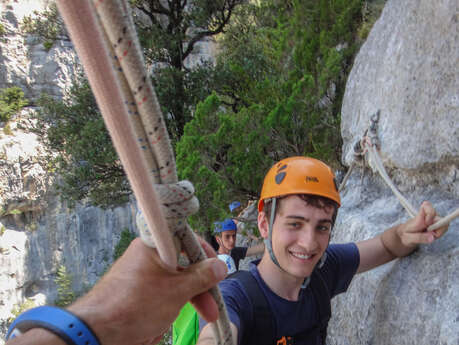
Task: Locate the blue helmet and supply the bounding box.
[229,201,241,212]
[214,218,237,233]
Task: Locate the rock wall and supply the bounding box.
[0,0,457,344]
[330,0,458,344]
[0,2,137,342]
[0,1,79,101]
[0,108,139,341]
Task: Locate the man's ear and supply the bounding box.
[258,211,269,239]
[215,235,222,247]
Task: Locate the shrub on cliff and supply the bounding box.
[0,86,28,123]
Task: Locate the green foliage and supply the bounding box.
[33,77,130,208]
[177,0,364,231]
[0,225,5,236]
[5,209,22,216]
[113,228,137,261]
[8,299,36,324]
[131,0,244,141]
[32,1,242,208]
[0,23,6,36]
[0,87,28,123]
[20,2,67,50]
[54,265,76,307]
[25,222,38,232]
[3,122,12,135]
[358,0,386,41]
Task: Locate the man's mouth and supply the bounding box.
[289,251,314,260]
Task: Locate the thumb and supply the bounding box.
[182,258,227,298]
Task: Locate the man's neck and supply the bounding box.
[218,247,230,255]
[257,255,304,301]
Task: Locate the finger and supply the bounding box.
[198,236,217,258]
[420,201,436,225]
[191,291,219,322]
[180,258,227,297]
[404,207,428,234]
[432,221,449,238]
[402,231,435,246]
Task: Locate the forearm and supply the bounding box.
[356,224,419,274]
[380,224,418,258]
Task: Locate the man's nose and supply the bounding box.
[297,226,318,251]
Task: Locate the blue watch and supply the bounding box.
[6,306,101,345]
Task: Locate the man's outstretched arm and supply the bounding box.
[356,201,449,274]
[6,238,227,345]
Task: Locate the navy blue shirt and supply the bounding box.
[218,243,360,344]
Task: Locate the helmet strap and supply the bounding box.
[265,198,285,271]
[301,251,328,289]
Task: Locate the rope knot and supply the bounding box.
[136,180,199,249]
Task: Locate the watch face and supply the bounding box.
[217,254,237,274]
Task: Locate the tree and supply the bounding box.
[0,87,29,123]
[31,0,244,207]
[131,0,245,140]
[21,2,69,50]
[35,77,130,208]
[177,0,364,231]
[113,229,137,261]
[54,265,76,307]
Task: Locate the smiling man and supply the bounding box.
[197,156,448,345]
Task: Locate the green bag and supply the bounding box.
[172,302,199,345]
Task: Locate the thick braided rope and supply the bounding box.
[56,1,234,344]
[55,0,176,266]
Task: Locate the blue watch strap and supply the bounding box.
[6,306,101,345]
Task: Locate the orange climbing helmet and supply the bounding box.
[258,156,341,212]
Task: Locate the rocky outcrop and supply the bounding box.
[0,1,79,101]
[0,2,137,341]
[330,0,458,344]
[0,0,457,344]
[0,109,138,340]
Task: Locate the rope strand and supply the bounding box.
[340,111,458,232]
[56,1,234,344]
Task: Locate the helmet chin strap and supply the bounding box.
[265,198,283,269]
[264,197,328,289]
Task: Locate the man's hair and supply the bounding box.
[262,194,339,226]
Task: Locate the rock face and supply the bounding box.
[0,0,458,344]
[0,109,138,341]
[0,1,79,101]
[0,2,137,341]
[331,0,458,344]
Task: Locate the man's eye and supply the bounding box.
[288,222,300,228]
[318,225,330,232]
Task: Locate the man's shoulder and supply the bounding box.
[220,270,251,295]
[326,242,359,260]
[231,246,248,260]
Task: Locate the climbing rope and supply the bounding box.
[56,1,234,344]
[341,110,458,231]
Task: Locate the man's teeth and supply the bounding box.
[291,252,311,259]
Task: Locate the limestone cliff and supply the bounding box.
[0,0,457,344]
[330,0,458,344]
[0,2,138,341]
